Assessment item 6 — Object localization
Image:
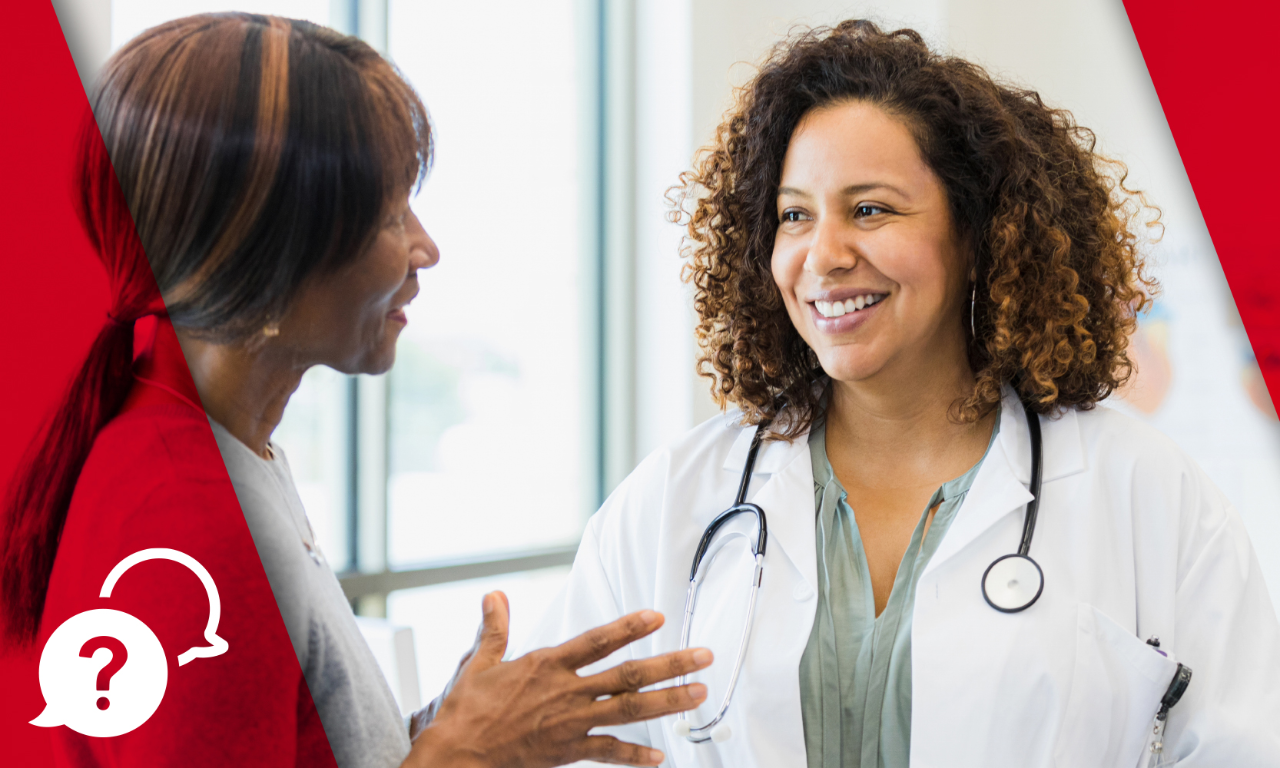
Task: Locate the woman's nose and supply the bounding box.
[804,216,857,277]
[406,210,439,270]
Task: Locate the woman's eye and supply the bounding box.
[855,205,887,218]
[780,210,807,223]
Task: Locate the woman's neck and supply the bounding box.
[824,343,995,493]
[175,331,304,459]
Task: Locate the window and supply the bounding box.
[381,0,595,689]
[383,0,593,566]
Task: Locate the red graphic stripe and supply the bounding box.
[1123,0,1280,401]
[0,2,106,762]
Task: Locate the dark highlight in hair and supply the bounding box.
[1,13,431,643]
[675,20,1159,439]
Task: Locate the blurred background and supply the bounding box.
[54,0,1280,713]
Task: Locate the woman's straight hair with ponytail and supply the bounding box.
[0,13,431,644]
[0,120,160,645]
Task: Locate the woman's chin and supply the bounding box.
[358,342,399,375]
[816,353,885,385]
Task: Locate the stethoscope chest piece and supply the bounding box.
[982,553,1044,612]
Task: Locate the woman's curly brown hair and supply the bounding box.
[674,20,1159,439]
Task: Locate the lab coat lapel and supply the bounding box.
[722,427,818,595]
[924,418,1032,577]
[924,387,1087,576]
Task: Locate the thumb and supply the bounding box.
[472,591,510,669]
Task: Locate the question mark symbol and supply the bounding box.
[79,636,128,711]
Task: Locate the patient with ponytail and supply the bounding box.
[0,13,708,768]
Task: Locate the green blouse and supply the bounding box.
[799,413,999,768]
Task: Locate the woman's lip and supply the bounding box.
[387,308,408,324]
[809,297,882,334]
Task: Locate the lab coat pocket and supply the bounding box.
[1053,603,1177,768]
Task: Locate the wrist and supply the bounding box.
[404,722,487,768]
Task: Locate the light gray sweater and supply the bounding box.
[211,420,411,768]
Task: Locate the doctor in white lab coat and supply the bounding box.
[523,21,1280,768]
[527,389,1280,767]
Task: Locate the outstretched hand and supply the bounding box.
[403,592,711,768]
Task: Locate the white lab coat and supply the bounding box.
[523,386,1280,767]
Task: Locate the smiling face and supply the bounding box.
[771,100,972,387]
[274,197,439,375]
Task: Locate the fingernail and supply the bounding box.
[481,593,494,614]
[647,749,665,764]
[690,683,707,701]
[639,609,660,625]
[692,648,713,666]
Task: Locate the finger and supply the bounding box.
[554,610,664,669]
[471,591,510,669]
[572,735,666,767]
[587,682,708,727]
[582,648,713,696]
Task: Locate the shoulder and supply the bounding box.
[1071,401,1180,458]
[1071,402,1217,496]
[1068,401,1238,563]
[583,411,745,546]
[69,406,239,539]
[598,409,753,512]
[80,405,229,495]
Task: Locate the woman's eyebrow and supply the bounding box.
[841,182,910,198]
[777,182,910,198]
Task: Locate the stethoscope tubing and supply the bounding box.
[676,552,764,742]
[675,420,771,742]
[1017,400,1043,557]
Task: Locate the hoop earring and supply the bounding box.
[970,282,977,339]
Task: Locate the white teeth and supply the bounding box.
[814,294,886,318]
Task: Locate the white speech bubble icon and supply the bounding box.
[31,609,168,737]
[98,549,228,666]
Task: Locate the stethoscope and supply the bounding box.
[673,400,1047,744]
